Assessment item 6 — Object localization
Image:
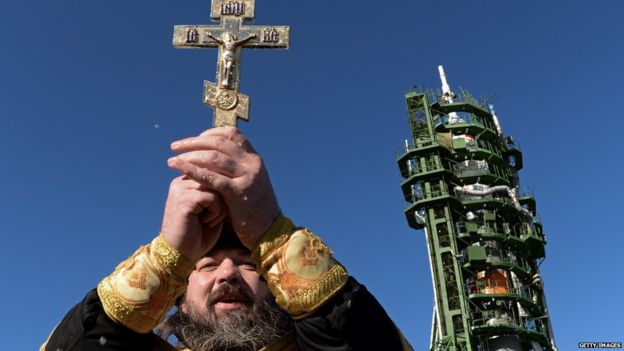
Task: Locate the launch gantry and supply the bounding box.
[397,67,557,351]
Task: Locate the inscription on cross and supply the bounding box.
[173,0,290,127]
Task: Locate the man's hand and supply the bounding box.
[167,127,281,250]
[161,176,227,262]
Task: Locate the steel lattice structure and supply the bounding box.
[397,67,557,351]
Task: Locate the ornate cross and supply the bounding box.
[173,0,290,127]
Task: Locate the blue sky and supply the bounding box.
[1,0,623,349]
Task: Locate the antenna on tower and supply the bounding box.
[438,65,460,123]
[438,65,456,100]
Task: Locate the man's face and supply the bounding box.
[185,247,271,319]
[163,246,291,351]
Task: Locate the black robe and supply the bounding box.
[43,277,410,350]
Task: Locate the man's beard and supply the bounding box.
[159,282,292,351]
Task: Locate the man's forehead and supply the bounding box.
[202,247,252,261]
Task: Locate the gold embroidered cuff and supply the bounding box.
[255,224,349,319]
[151,234,195,281]
[97,235,194,333]
[252,214,295,274]
[283,263,348,319]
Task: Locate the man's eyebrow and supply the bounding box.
[196,256,218,266]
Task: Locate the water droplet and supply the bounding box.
[99,336,107,346]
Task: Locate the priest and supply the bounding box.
[41,127,413,351]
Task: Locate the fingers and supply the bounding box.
[175,150,242,178]
[176,127,256,154]
[168,157,234,196]
[203,210,228,228]
[199,126,241,140]
[172,176,226,222]
[199,206,226,224]
[171,135,245,158]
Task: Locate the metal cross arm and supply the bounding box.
[174,25,289,50]
[173,0,290,127]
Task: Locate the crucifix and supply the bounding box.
[173,0,290,127]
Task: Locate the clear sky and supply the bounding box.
[1,0,623,349]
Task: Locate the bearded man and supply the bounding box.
[41,127,413,351]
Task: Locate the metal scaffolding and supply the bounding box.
[397,66,557,351]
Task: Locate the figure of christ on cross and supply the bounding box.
[172,0,289,127]
[206,32,257,89]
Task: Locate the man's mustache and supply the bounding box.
[208,281,254,306]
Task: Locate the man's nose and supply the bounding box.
[215,259,241,284]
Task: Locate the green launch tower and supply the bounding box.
[397,67,557,351]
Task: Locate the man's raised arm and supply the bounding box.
[41,175,226,350]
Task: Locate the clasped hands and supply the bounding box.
[160,127,280,262]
